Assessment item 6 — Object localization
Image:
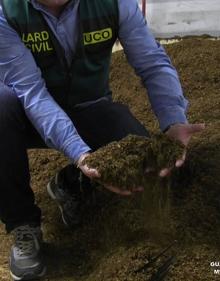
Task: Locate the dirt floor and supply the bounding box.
[0,38,220,281]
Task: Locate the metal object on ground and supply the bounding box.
[134,240,178,280]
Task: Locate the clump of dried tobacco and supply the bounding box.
[82,134,184,190]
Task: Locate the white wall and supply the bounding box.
[140,0,220,38]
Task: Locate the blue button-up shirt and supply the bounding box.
[0,0,188,162]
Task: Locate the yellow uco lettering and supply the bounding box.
[22,31,53,53]
[83,28,112,45]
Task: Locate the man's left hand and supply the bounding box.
[159,123,205,177]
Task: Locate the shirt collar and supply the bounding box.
[30,0,76,14]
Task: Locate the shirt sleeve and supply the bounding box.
[118,0,188,131]
[0,5,91,163]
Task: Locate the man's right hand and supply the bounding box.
[76,153,143,196]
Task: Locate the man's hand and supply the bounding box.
[76,153,143,196]
[77,153,100,178]
[159,123,205,177]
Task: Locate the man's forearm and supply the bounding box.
[0,6,90,162]
[118,0,188,130]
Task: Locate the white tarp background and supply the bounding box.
[138,0,220,38]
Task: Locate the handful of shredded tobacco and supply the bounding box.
[82,134,184,190]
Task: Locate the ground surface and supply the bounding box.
[0,38,220,281]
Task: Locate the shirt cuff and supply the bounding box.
[62,138,92,164]
[156,106,188,132]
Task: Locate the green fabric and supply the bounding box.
[2,0,119,109]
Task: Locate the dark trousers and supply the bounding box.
[0,84,149,232]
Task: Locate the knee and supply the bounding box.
[0,84,20,108]
[0,84,24,125]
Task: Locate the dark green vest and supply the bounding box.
[2,0,119,110]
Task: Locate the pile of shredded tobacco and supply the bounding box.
[82,134,184,190]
